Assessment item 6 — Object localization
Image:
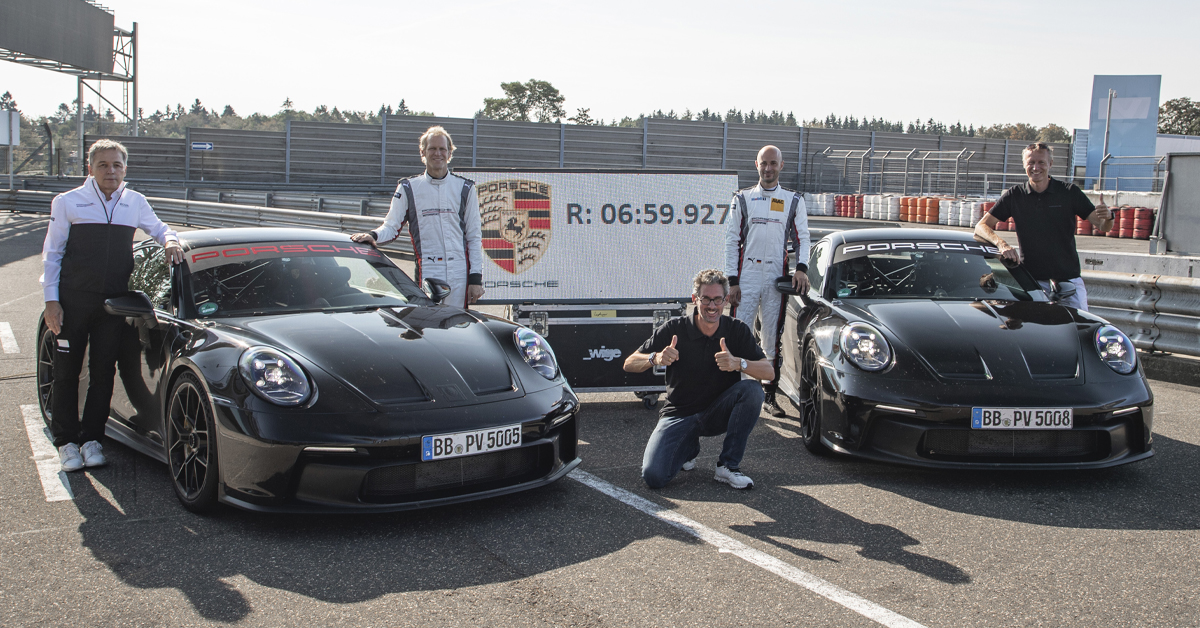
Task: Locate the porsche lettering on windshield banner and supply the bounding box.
[834,241,1001,264]
[460,170,739,303]
[187,241,383,272]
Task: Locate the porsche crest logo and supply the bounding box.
[480,180,551,274]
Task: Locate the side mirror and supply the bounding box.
[1048,279,1077,303]
[425,277,452,304]
[774,275,804,296]
[105,291,158,325]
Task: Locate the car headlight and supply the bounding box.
[1095,325,1137,374]
[515,327,558,380]
[238,346,313,405]
[839,322,891,371]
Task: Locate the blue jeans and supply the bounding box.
[641,379,764,489]
[1038,277,1089,311]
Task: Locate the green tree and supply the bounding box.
[0,91,17,111]
[480,79,566,123]
[1037,123,1071,143]
[1158,97,1200,135]
[569,108,595,125]
[221,105,237,118]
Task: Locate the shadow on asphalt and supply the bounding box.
[57,384,1200,619]
[583,394,1200,587]
[0,215,49,269]
[68,447,683,623]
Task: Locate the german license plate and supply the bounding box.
[971,408,1073,429]
[421,424,522,461]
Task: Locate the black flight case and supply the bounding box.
[509,301,687,409]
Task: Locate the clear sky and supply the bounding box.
[2,0,1197,129]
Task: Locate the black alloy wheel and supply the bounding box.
[799,342,830,455]
[167,372,220,513]
[36,325,55,427]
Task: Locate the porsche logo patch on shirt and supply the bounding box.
[770,197,785,212]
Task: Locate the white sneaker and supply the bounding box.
[681,458,696,471]
[59,443,84,473]
[80,441,107,468]
[714,465,754,489]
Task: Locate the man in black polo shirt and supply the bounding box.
[624,269,773,490]
[974,142,1112,310]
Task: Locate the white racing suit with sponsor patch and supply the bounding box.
[371,171,484,308]
[725,184,810,388]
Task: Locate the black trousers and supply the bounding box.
[50,290,124,447]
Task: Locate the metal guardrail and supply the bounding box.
[187,189,392,217]
[6,190,1197,357]
[1,189,412,258]
[1084,270,1200,357]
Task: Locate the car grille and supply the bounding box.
[361,444,552,500]
[923,429,1105,459]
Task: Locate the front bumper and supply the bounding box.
[799,366,1155,470]
[826,408,1153,470]
[212,386,581,513]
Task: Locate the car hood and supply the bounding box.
[857,299,1086,382]
[238,307,517,406]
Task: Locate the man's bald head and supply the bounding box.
[756,145,784,188]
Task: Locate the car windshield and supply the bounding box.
[185,242,432,317]
[829,246,1042,301]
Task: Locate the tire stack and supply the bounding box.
[947,199,985,227]
[923,198,940,224]
[835,195,849,217]
[1106,208,1122,238]
[806,193,834,216]
[1075,216,1094,236]
[884,195,900,220]
[1132,207,1154,239]
[1114,207,1155,239]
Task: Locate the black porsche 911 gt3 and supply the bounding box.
[777,228,1152,469]
[36,228,580,512]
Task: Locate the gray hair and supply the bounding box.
[693,269,729,297]
[88,138,128,165]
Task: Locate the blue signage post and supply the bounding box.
[1085,75,1161,192]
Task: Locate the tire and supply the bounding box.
[799,341,830,456]
[166,372,221,513]
[36,324,55,428]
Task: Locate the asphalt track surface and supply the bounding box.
[2,212,1199,627]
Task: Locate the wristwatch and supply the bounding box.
[739,358,748,371]
[649,352,657,366]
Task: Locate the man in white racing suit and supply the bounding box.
[352,126,484,308]
[725,145,810,418]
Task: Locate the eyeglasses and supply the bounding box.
[699,296,726,306]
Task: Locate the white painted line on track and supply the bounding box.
[569,469,927,628]
[0,289,42,310]
[20,404,74,502]
[0,322,18,353]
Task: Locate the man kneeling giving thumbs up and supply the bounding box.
[624,269,773,489]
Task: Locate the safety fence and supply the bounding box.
[53,116,1072,196]
[6,189,1196,358]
